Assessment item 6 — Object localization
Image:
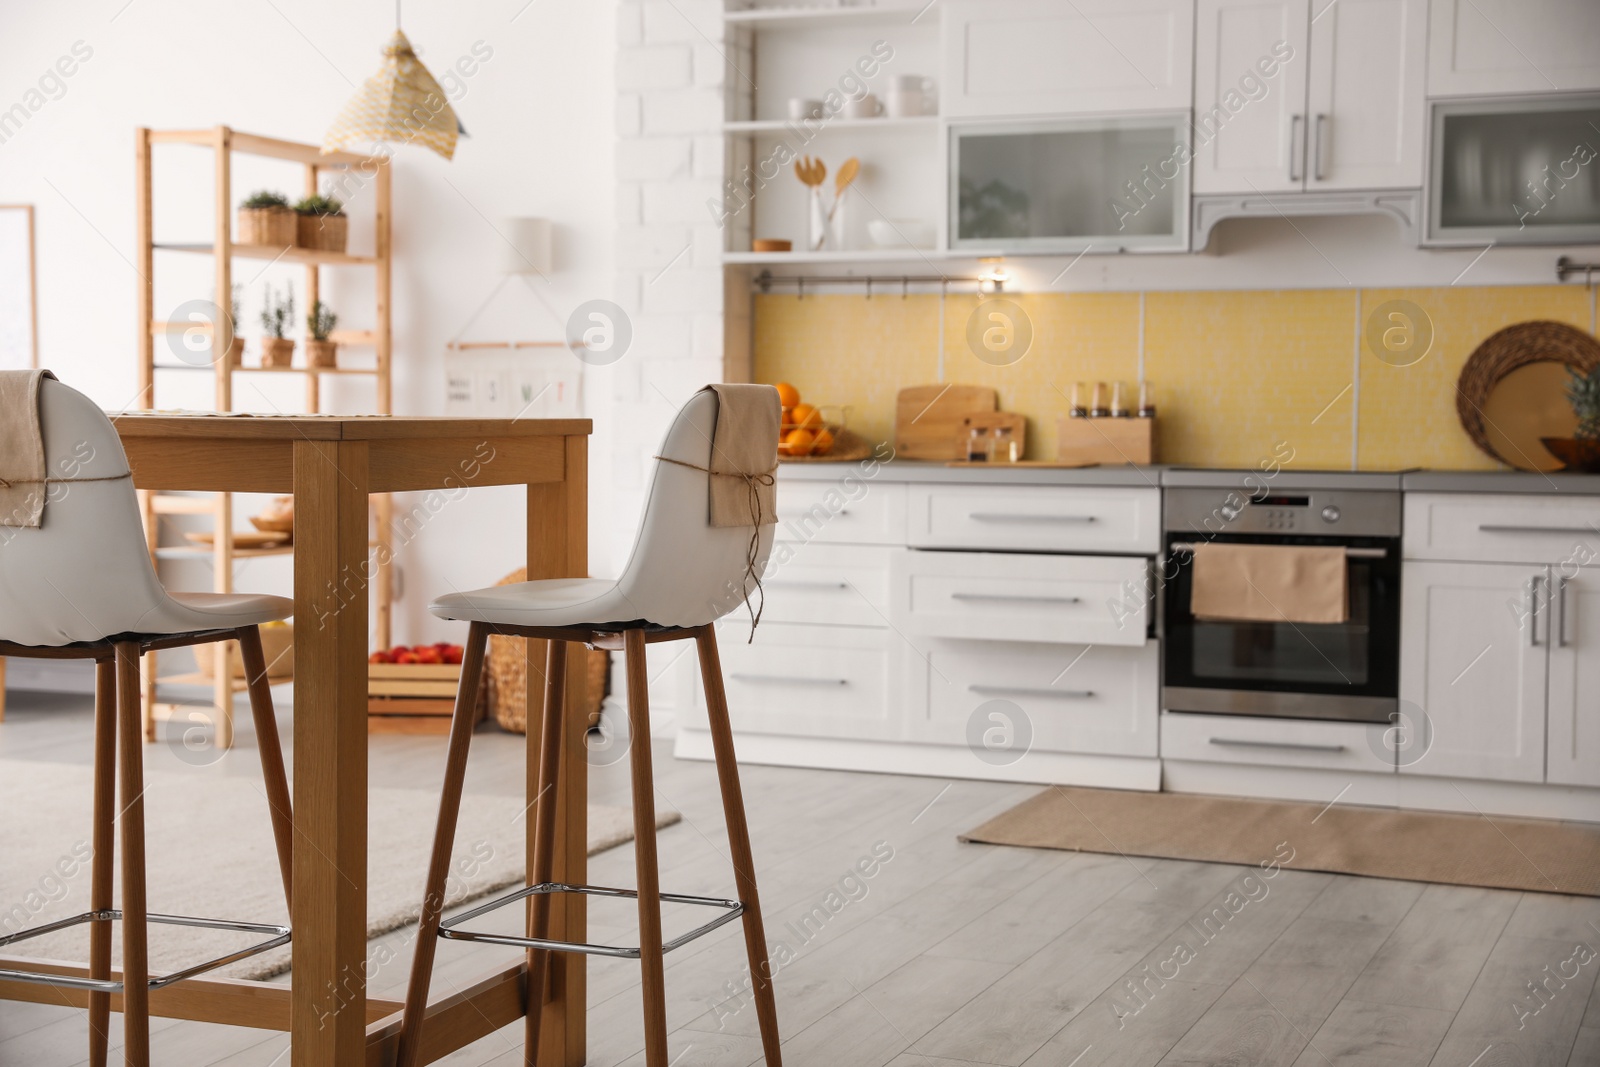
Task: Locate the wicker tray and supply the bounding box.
[487,569,610,733]
[1457,321,1600,468]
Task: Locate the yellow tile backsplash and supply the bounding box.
[752,284,1599,470]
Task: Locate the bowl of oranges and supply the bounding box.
[774,382,866,461]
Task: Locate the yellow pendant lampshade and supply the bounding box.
[323,29,464,160]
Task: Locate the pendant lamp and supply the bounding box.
[323,8,466,161]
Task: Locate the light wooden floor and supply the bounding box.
[1,689,1596,1067]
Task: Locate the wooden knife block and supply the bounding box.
[1057,416,1157,466]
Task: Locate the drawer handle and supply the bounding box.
[969,684,1094,699]
[765,580,849,590]
[1169,542,1386,559]
[1208,737,1346,753]
[951,593,1083,605]
[730,673,849,687]
[1478,524,1600,536]
[968,512,1097,523]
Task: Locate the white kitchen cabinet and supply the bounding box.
[1404,492,1600,564]
[1400,560,1548,783]
[907,484,1161,553]
[1548,569,1600,787]
[1428,0,1600,96]
[940,0,1194,117]
[1193,0,1426,194]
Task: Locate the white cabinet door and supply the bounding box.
[941,0,1195,117]
[1400,561,1548,783]
[1428,0,1600,96]
[1548,569,1600,787]
[1192,0,1310,194]
[1306,0,1427,189]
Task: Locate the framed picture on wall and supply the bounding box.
[0,205,39,369]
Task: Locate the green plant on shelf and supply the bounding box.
[1568,364,1600,442]
[260,283,295,339]
[240,190,291,210]
[293,193,344,217]
[308,300,338,342]
[229,283,242,331]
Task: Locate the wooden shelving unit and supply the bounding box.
[134,125,395,748]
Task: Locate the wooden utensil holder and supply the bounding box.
[1057,416,1156,466]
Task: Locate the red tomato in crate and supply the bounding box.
[369,651,390,664]
[442,645,464,665]
[415,647,445,665]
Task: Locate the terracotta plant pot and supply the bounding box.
[224,336,245,368]
[260,337,295,368]
[236,206,296,248]
[306,339,338,368]
[296,212,348,253]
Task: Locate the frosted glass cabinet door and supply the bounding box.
[1427,95,1600,245]
[949,117,1191,253]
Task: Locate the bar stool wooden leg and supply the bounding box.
[695,626,783,1066]
[87,658,117,1067]
[237,627,294,912]
[624,628,670,1067]
[522,637,567,1065]
[396,622,490,1067]
[114,641,150,1067]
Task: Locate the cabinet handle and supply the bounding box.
[730,673,848,687]
[1289,114,1304,182]
[950,593,1083,605]
[1313,113,1328,181]
[1478,524,1600,535]
[1208,737,1346,753]
[1557,575,1570,648]
[1529,574,1545,648]
[969,684,1094,699]
[765,580,848,590]
[967,512,1097,524]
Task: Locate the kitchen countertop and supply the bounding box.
[776,459,1165,487]
[1402,470,1600,495]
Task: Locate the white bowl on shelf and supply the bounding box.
[867,219,936,249]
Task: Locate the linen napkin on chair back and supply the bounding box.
[0,369,57,528]
[705,383,780,528]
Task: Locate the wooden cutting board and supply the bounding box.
[894,384,998,460]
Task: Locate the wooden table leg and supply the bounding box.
[526,434,588,1067]
[291,440,370,1067]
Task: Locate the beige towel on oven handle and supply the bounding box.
[0,369,58,528]
[1189,542,1349,624]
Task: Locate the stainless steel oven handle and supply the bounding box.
[1167,542,1386,559]
[969,685,1094,699]
[1208,737,1346,753]
[951,593,1083,605]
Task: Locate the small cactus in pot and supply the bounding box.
[306,300,339,368]
[259,283,296,368]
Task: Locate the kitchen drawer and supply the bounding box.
[761,543,896,628]
[1160,712,1394,774]
[774,479,906,546]
[910,639,1158,758]
[907,484,1160,554]
[1404,493,1600,565]
[892,549,1149,646]
[691,620,898,740]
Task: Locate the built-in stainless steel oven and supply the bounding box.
[1161,474,1402,724]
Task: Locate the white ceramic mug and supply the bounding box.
[887,75,936,117]
[844,94,884,119]
[787,97,825,121]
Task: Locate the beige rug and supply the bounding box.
[0,760,678,980]
[961,786,1600,896]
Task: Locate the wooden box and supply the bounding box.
[1057,416,1157,466]
[368,662,484,735]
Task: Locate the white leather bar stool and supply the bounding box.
[0,376,295,1067]
[397,387,783,1067]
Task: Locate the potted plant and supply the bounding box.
[224,283,245,367]
[294,193,348,253]
[306,300,339,368]
[259,283,296,368]
[237,190,295,248]
[1542,364,1600,472]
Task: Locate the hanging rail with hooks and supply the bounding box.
[750,270,994,298]
[1556,256,1600,285]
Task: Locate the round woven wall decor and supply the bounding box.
[485,568,610,733]
[1456,320,1600,466]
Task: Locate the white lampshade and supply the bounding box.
[501,217,552,275]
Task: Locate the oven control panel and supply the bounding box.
[1162,487,1402,540]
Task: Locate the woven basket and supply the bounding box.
[296,213,348,253]
[237,206,296,247]
[1456,321,1600,466]
[486,568,610,734]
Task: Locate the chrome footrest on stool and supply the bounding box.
[438,882,743,960]
[0,910,291,992]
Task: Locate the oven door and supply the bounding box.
[1161,534,1401,723]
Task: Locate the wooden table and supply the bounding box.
[2,415,593,1066]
